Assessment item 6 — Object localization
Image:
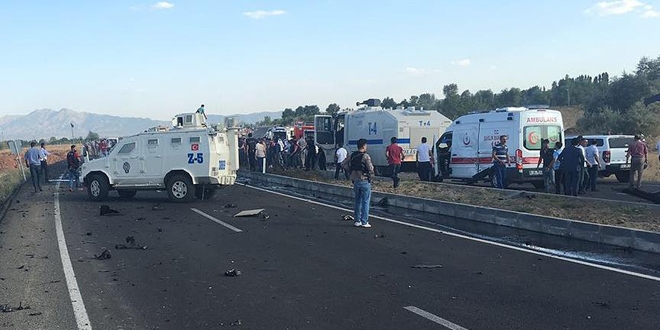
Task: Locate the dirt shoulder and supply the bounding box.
[264,169,660,233]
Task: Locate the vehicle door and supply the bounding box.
[113,140,141,185]
[477,123,509,173]
[143,137,163,182]
[608,136,634,168]
[314,115,335,164]
[449,124,479,178]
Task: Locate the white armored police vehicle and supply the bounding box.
[314,98,452,174]
[80,112,239,202]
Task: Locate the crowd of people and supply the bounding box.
[83,138,117,159]
[535,134,651,196]
[238,133,327,173]
[23,142,83,193]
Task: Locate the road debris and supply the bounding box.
[374,233,386,239]
[151,204,164,211]
[223,203,238,208]
[115,236,148,250]
[224,269,243,277]
[230,319,242,326]
[1,305,13,313]
[261,213,270,221]
[234,209,265,217]
[411,264,443,269]
[95,249,112,260]
[341,214,354,221]
[100,205,121,216]
[16,265,24,270]
[28,312,42,316]
[16,302,30,311]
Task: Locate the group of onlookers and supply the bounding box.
[537,134,651,196]
[23,143,83,193]
[239,133,324,173]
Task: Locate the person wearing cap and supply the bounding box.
[626,134,648,189]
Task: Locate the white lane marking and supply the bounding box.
[239,183,660,283]
[55,178,93,329]
[404,306,468,330]
[191,208,243,233]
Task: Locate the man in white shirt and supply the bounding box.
[39,142,51,183]
[585,139,600,192]
[577,136,589,194]
[334,146,348,180]
[416,137,434,181]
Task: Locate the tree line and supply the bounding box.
[260,54,660,137]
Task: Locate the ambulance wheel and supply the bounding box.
[118,190,137,199]
[195,186,216,200]
[87,174,110,201]
[167,174,194,202]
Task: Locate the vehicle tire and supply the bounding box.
[117,190,137,199]
[87,174,110,201]
[166,174,195,202]
[531,182,545,189]
[615,171,630,183]
[195,186,216,200]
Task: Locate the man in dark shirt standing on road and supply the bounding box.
[537,139,555,193]
[342,138,375,228]
[491,135,510,189]
[558,138,585,196]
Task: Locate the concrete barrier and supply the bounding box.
[241,171,660,254]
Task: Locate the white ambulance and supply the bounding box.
[80,112,239,202]
[435,107,564,188]
[314,99,452,174]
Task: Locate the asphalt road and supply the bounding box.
[2,169,660,329]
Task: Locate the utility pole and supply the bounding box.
[70,122,75,141]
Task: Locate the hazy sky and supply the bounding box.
[1,0,659,120]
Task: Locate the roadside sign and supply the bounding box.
[7,140,21,155]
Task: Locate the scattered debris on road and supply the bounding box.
[234,209,265,217]
[1,305,13,313]
[224,269,242,277]
[151,204,164,211]
[374,233,386,239]
[223,203,238,208]
[28,312,42,316]
[411,264,443,269]
[100,205,121,216]
[341,214,354,221]
[115,236,148,250]
[95,249,112,260]
[230,319,242,326]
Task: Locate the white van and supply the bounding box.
[565,135,635,182]
[81,112,239,202]
[436,107,564,188]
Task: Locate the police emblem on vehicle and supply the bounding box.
[123,162,130,173]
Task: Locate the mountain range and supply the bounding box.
[0,109,282,140]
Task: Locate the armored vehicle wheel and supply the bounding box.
[87,174,110,201]
[167,174,195,202]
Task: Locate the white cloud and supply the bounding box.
[243,10,286,19]
[451,59,471,67]
[642,8,660,17]
[405,67,425,75]
[152,2,174,10]
[585,0,644,16]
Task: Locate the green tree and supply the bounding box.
[281,108,295,125]
[381,97,397,109]
[85,131,100,141]
[326,103,341,115]
[417,93,437,110]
